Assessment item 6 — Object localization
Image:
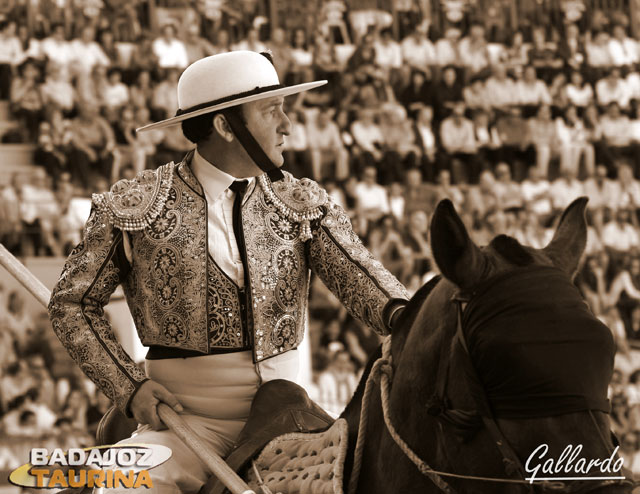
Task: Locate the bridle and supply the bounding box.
[347,276,631,494]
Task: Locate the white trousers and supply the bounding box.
[99,349,299,494]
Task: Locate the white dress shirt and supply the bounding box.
[191,149,254,287]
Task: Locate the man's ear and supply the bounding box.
[212,114,234,142]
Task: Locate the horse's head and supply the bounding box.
[388,198,632,494]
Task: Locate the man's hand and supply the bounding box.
[130,380,183,431]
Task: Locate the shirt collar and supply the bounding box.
[191,149,255,202]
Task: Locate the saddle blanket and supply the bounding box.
[244,418,348,494]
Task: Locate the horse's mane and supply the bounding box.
[341,275,442,418]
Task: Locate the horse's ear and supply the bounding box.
[543,197,588,277]
[430,199,486,290]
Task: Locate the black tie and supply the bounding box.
[230,180,249,284]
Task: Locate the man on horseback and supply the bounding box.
[48,50,409,493]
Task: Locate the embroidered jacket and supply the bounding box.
[48,153,409,414]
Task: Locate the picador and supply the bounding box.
[48,50,409,493]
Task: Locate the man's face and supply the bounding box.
[242,96,291,167]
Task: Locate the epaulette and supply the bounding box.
[93,163,175,231]
[258,171,328,241]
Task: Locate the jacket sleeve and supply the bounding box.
[48,200,147,416]
[307,198,409,335]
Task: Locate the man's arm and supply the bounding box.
[307,199,409,335]
[48,201,148,416]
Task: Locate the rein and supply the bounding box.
[347,337,556,494]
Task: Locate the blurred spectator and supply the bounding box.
[0,177,22,254]
[599,103,639,174]
[0,20,24,99]
[374,28,402,76]
[520,166,552,218]
[515,66,551,108]
[402,209,432,279]
[485,64,518,110]
[608,24,639,68]
[129,69,154,110]
[152,68,180,119]
[211,28,232,55]
[565,70,594,108]
[467,169,499,218]
[68,103,117,188]
[439,101,480,183]
[586,31,614,73]
[10,58,44,141]
[4,291,34,350]
[463,76,490,112]
[350,107,384,175]
[16,168,61,256]
[98,29,119,67]
[432,65,463,121]
[269,28,293,82]
[353,165,389,232]
[129,32,160,75]
[403,167,436,216]
[612,164,640,212]
[35,106,73,183]
[472,109,501,166]
[398,69,432,117]
[609,256,640,338]
[289,28,313,85]
[604,208,640,255]
[281,110,309,179]
[183,24,215,64]
[556,104,595,177]
[596,68,632,110]
[458,23,490,79]
[502,30,529,73]
[493,163,523,210]
[549,169,584,212]
[495,106,533,180]
[401,25,436,76]
[435,27,461,68]
[234,27,267,53]
[40,62,76,114]
[527,26,563,83]
[76,63,108,110]
[152,22,188,69]
[155,123,193,165]
[557,23,586,73]
[69,25,110,77]
[413,105,438,181]
[103,68,129,116]
[368,214,412,282]
[583,165,617,213]
[311,32,339,88]
[316,349,358,417]
[307,107,348,182]
[379,104,420,183]
[434,169,464,209]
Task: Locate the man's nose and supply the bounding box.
[279,111,292,136]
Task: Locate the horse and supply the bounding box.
[340,197,633,494]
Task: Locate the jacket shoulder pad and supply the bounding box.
[258,172,328,241]
[93,162,175,231]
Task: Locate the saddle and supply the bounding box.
[94,380,338,494]
[206,379,335,494]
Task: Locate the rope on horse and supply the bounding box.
[347,337,576,493]
[348,337,456,494]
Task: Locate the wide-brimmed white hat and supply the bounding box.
[137,51,327,132]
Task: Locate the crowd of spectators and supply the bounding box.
[0,286,110,473]
[4,0,640,476]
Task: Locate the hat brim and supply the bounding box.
[137,80,327,133]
